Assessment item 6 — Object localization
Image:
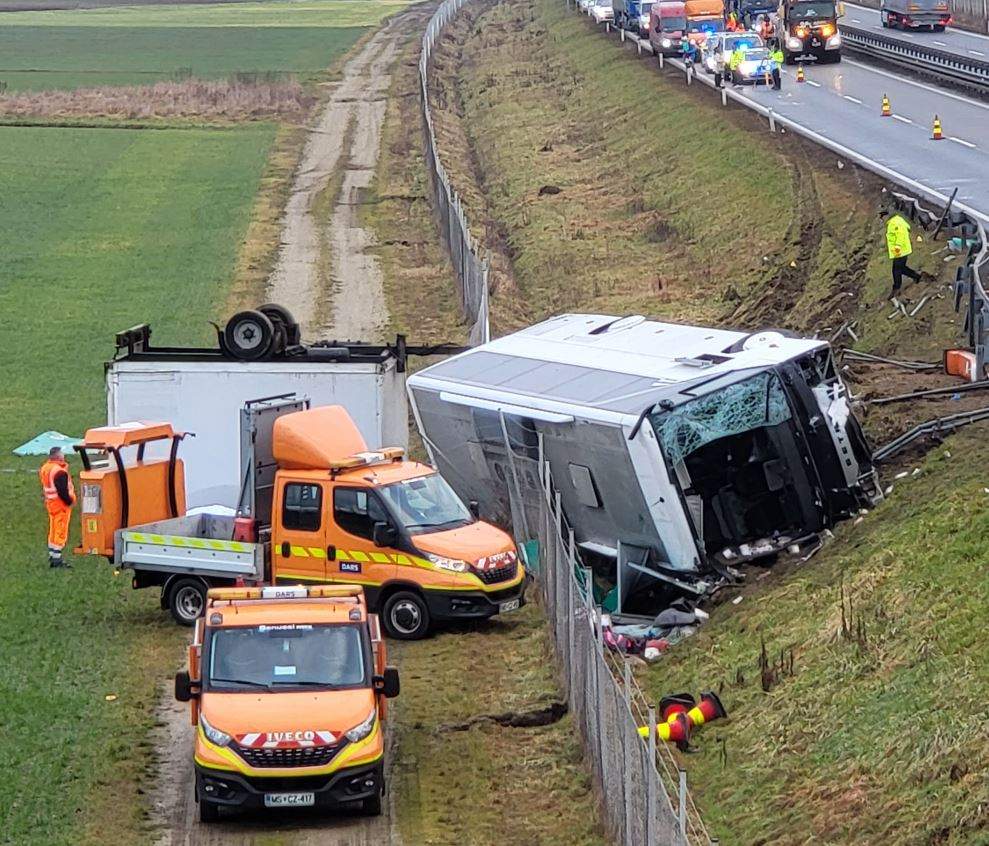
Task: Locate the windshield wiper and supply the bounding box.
[268,679,350,688]
[405,518,469,530]
[210,677,270,689]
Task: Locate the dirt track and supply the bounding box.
[150,10,419,844]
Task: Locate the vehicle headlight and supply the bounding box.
[200,713,231,747]
[345,710,377,744]
[424,552,469,572]
[661,37,671,46]
[787,36,802,49]
[826,33,841,47]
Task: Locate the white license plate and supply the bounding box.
[499,598,520,613]
[264,792,315,808]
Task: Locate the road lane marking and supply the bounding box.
[843,95,862,103]
[950,137,977,148]
[969,49,985,56]
[892,114,912,123]
[806,79,821,86]
[851,17,861,22]
[933,40,947,46]
[844,59,989,111]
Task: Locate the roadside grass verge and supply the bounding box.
[0,122,275,845]
[0,0,410,92]
[391,605,605,846]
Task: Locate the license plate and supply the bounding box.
[499,598,520,613]
[264,792,315,808]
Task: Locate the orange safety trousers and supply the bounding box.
[46,501,72,550]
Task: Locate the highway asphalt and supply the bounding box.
[843,2,989,61]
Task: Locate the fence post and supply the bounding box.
[622,660,633,846]
[647,706,657,846]
[679,769,688,846]
[567,528,577,699]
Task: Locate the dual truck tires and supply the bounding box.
[167,578,432,640]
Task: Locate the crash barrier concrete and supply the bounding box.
[420,0,491,346]
[503,438,717,846]
[841,24,989,93]
[573,3,989,376]
[847,0,989,34]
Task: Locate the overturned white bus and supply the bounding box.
[407,314,881,607]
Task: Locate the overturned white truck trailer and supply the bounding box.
[408,314,881,609]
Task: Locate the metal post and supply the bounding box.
[638,40,642,54]
[687,64,693,84]
[721,86,727,106]
[567,528,577,698]
[678,769,688,845]
[622,661,633,846]
[769,108,776,132]
[621,27,626,41]
[647,706,657,846]
[659,51,664,68]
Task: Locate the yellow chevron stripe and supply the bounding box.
[350,550,369,562]
[308,547,327,559]
[123,532,252,553]
[370,552,390,563]
[290,546,310,558]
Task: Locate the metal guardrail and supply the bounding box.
[841,24,989,92]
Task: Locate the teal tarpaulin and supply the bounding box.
[13,431,81,457]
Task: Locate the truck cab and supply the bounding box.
[684,0,726,45]
[615,0,655,33]
[777,0,841,63]
[174,585,399,822]
[650,1,688,55]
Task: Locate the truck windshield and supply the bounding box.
[379,473,473,534]
[663,15,688,28]
[688,19,723,32]
[208,624,366,691]
[789,1,836,17]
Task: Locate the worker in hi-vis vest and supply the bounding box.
[883,207,922,300]
[39,446,75,568]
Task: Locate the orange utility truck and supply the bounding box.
[174,584,399,822]
[75,397,525,636]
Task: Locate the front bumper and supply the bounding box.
[196,759,383,811]
[787,36,840,56]
[424,576,527,621]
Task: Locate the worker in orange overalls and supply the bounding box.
[39,446,76,568]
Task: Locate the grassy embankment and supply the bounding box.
[428,0,988,843]
[362,29,606,845]
[0,3,408,843]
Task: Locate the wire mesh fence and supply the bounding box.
[419,0,491,346]
[502,432,719,845]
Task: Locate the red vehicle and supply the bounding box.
[649,1,687,56]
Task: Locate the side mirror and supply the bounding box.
[174,670,198,703]
[468,500,480,519]
[372,521,398,548]
[373,666,401,699]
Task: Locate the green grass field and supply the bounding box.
[0,0,408,91]
[0,123,275,844]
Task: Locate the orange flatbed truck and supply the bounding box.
[174,584,400,822]
[74,397,526,637]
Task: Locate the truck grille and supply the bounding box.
[474,562,517,585]
[235,744,340,769]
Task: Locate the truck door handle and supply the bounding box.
[281,541,290,558]
[327,545,336,561]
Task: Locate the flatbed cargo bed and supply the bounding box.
[115,513,264,581]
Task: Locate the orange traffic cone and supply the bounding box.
[639,713,692,751]
[932,115,943,140]
[796,64,805,83]
[660,693,695,723]
[881,94,891,117]
[685,691,728,729]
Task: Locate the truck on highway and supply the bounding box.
[684,0,726,45]
[776,0,842,62]
[880,0,950,30]
[74,399,525,635]
[729,0,777,27]
[649,1,688,55]
[614,0,654,33]
[174,584,400,822]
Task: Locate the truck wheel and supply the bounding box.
[224,310,275,361]
[168,578,207,626]
[382,591,430,640]
[199,799,220,823]
[361,790,383,816]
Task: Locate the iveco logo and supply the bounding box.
[266,730,315,743]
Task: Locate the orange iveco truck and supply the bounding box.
[74,397,526,637]
[174,584,399,822]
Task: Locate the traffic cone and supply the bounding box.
[685,691,728,729]
[881,94,891,117]
[796,64,805,83]
[660,692,695,723]
[932,115,943,140]
[637,712,691,751]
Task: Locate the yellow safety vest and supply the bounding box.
[886,214,912,259]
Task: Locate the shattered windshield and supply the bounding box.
[649,371,792,465]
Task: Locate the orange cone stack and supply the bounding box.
[932,115,943,140]
[796,64,805,83]
[881,94,891,117]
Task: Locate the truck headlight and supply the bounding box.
[826,33,841,47]
[787,36,802,49]
[200,713,231,747]
[424,552,469,572]
[345,710,377,744]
